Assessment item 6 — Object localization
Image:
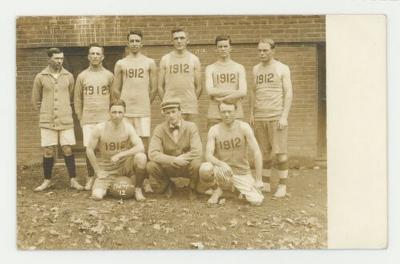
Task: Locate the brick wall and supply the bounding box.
[17,15,325,48]
[16,15,325,164]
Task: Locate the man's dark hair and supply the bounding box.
[88,43,104,54]
[218,101,237,111]
[215,35,232,45]
[47,47,63,58]
[127,30,143,40]
[110,99,126,110]
[171,27,186,35]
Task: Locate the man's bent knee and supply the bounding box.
[134,153,147,169]
[199,162,214,183]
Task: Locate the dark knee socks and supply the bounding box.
[63,154,76,178]
[43,156,54,179]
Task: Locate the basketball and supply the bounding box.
[109,176,135,199]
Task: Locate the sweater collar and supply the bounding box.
[40,66,69,75]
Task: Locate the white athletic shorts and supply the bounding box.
[40,128,76,147]
[82,124,97,147]
[126,117,150,137]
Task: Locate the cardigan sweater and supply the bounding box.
[31,66,75,130]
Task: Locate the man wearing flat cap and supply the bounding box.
[147,98,202,200]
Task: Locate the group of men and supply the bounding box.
[31,27,293,206]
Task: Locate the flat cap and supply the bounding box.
[160,98,181,110]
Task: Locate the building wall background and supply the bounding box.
[16,15,325,164]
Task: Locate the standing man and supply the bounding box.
[205,35,247,129]
[32,48,84,191]
[250,38,293,198]
[158,27,202,123]
[146,98,202,200]
[112,30,157,150]
[112,30,157,193]
[86,99,147,201]
[199,102,264,205]
[74,43,113,191]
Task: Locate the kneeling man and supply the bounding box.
[86,99,147,201]
[147,98,202,200]
[199,102,264,205]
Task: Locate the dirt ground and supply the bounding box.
[17,164,327,250]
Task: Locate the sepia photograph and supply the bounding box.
[16,15,328,250]
[2,0,397,261]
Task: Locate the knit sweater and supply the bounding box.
[148,119,202,165]
[31,66,74,130]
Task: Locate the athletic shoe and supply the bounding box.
[207,187,223,204]
[70,178,84,191]
[274,184,287,198]
[143,179,154,193]
[135,187,146,202]
[34,179,52,192]
[84,177,95,191]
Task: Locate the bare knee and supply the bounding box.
[43,147,54,158]
[199,162,214,183]
[134,153,147,170]
[277,154,288,163]
[61,145,73,156]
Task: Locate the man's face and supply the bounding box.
[219,103,236,125]
[172,31,188,51]
[216,40,231,59]
[258,42,274,63]
[163,107,181,126]
[48,53,64,70]
[109,105,125,124]
[127,34,143,53]
[88,46,104,67]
